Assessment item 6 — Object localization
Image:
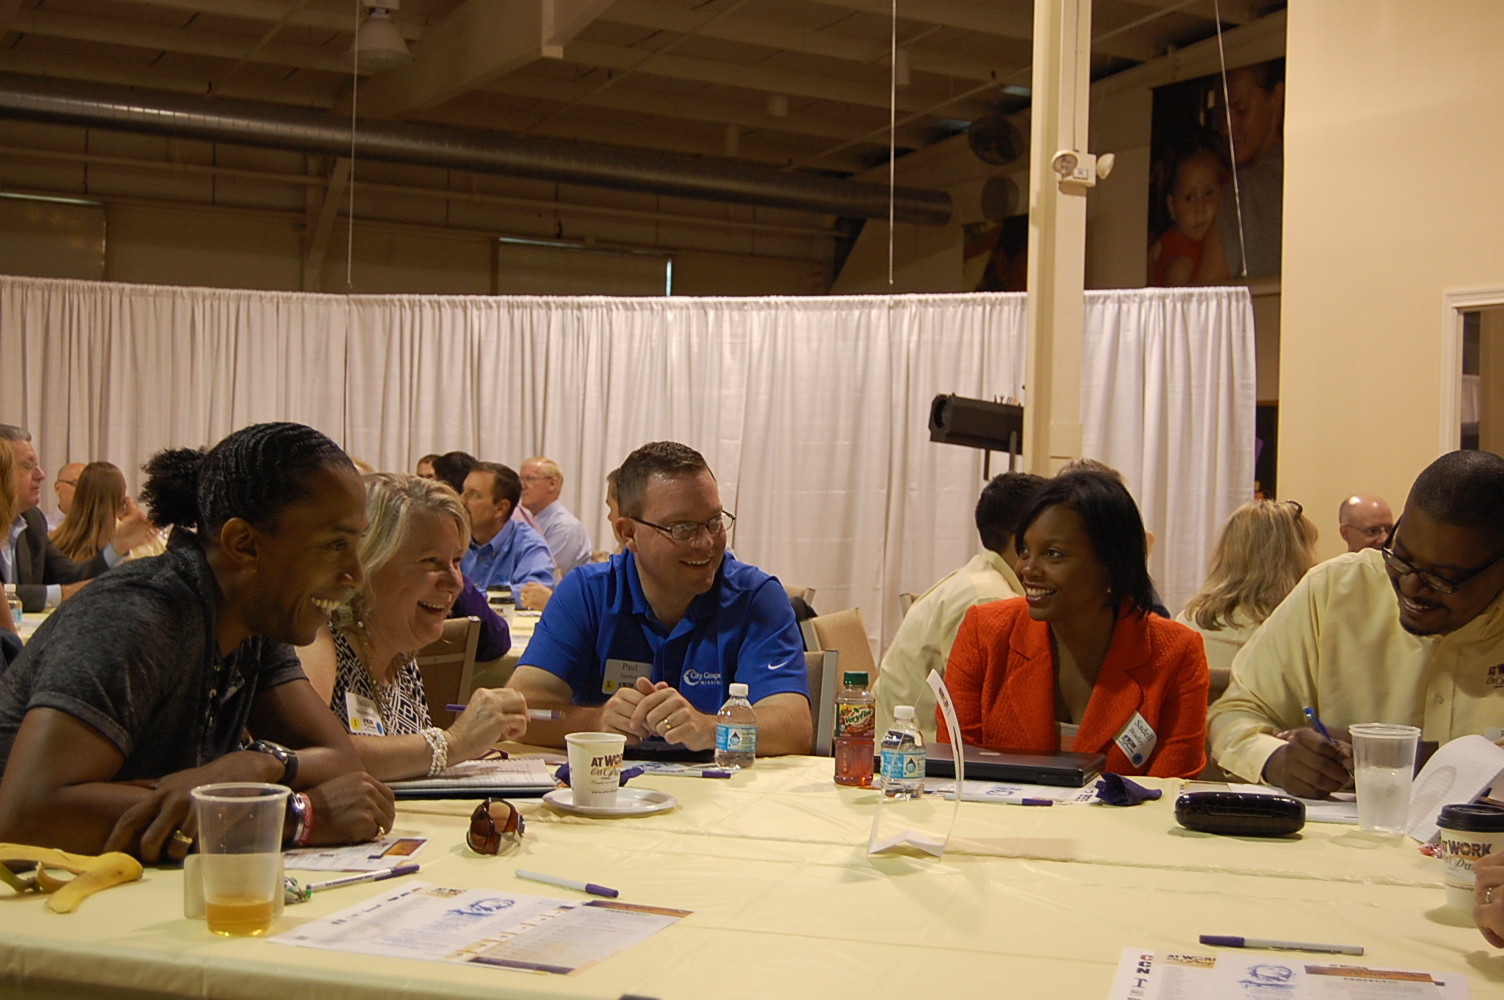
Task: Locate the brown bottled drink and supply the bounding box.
[833,670,875,787]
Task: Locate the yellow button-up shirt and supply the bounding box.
[1208,548,1504,783]
[874,549,1022,741]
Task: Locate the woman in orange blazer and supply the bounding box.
[940,471,1208,778]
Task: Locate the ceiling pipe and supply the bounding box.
[0,73,951,226]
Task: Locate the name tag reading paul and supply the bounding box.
[603,658,652,695]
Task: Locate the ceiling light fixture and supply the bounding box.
[349,2,413,73]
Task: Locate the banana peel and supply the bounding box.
[0,844,143,912]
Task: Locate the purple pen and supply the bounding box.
[515,869,620,898]
[305,863,421,893]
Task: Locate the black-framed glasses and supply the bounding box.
[467,797,525,855]
[1281,499,1303,516]
[630,511,735,543]
[1381,518,1504,595]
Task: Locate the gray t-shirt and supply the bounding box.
[0,533,305,781]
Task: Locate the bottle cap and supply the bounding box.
[843,671,869,687]
[729,682,749,697]
[894,705,915,719]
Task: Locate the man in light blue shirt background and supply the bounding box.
[519,456,592,578]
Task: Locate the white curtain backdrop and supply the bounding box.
[0,276,1254,652]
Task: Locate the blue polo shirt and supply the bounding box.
[518,551,808,713]
[461,519,554,591]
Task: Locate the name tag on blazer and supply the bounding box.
[1114,712,1157,768]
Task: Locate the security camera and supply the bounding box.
[1051,149,1114,188]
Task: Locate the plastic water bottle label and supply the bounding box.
[715,723,757,755]
[880,748,923,782]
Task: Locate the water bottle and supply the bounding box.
[833,670,875,787]
[714,682,757,770]
[879,705,925,800]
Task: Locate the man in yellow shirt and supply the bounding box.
[1208,451,1504,797]
[872,472,1045,740]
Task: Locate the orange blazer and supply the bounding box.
[939,597,1208,778]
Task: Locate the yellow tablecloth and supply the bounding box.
[5,758,1504,1000]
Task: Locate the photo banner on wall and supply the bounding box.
[1147,57,1285,287]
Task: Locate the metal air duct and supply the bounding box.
[0,74,951,226]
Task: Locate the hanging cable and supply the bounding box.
[1212,0,1248,278]
[347,0,361,290]
[887,0,897,285]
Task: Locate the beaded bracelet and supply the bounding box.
[422,727,450,777]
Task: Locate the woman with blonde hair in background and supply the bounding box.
[49,461,166,564]
[1176,499,1317,679]
[49,461,127,562]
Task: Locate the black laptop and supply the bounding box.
[923,743,1106,788]
[625,738,716,764]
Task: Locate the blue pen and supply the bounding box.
[1303,706,1354,777]
[1302,706,1333,741]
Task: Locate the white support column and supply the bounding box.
[1023,0,1092,475]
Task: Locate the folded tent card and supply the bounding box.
[867,670,965,857]
[1407,734,1504,842]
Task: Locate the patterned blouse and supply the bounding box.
[328,628,432,736]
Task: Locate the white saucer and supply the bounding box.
[542,787,678,817]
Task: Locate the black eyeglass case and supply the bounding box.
[1174,790,1306,837]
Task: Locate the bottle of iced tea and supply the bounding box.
[833,670,875,787]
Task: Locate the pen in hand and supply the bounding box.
[1302,706,1334,742]
[446,705,561,721]
[1303,706,1353,775]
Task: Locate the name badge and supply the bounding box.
[345,691,385,735]
[603,658,652,695]
[1113,712,1157,769]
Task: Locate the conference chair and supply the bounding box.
[415,616,482,730]
[1197,667,1234,780]
[783,583,816,606]
[800,609,876,757]
[1207,666,1231,706]
[799,608,877,678]
[804,649,839,756]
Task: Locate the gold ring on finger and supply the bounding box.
[1488,886,1497,905]
[171,829,194,847]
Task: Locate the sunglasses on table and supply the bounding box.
[467,797,526,856]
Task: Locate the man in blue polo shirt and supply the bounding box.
[508,441,811,755]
